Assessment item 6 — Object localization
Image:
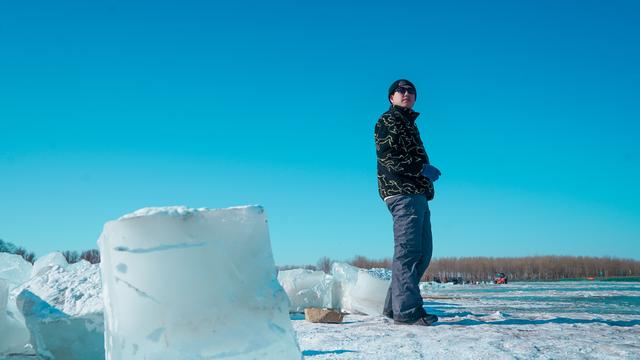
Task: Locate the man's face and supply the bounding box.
[389,86,416,109]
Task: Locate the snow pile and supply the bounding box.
[14,263,103,359]
[98,205,301,360]
[67,259,92,272]
[30,252,68,278]
[277,269,333,312]
[0,253,32,288]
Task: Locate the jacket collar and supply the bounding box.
[390,105,420,122]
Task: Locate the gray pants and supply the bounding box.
[383,194,433,322]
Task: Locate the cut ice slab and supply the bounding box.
[350,270,390,316]
[98,205,302,360]
[278,269,334,312]
[330,263,390,315]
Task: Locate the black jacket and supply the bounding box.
[374,105,434,200]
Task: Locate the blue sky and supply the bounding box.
[1,0,639,265]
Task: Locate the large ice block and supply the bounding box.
[0,252,32,288]
[98,205,301,360]
[277,269,333,312]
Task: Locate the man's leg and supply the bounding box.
[416,202,433,277]
[385,194,429,322]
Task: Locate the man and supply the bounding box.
[374,79,441,326]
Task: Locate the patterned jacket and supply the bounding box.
[374,105,434,200]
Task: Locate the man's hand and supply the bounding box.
[421,164,441,182]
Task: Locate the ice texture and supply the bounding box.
[98,205,301,360]
[31,252,68,278]
[277,269,333,312]
[349,270,390,315]
[0,279,31,356]
[0,253,32,288]
[328,263,390,315]
[14,263,104,359]
[330,262,359,311]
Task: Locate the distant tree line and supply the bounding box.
[0,238,36,264]
[312,255,640,281]
[425,256,640,281]
[0,238,100,264]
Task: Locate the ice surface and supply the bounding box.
[98,205,301,360]
[30,252,68,278]
[294,281,640,359]
[277,269,333,312]
[0,279,31,356]
[14,263,103,359]
[0,253,32,288]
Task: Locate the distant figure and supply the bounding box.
[374,79,441,326]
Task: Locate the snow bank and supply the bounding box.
[277,269,333,312]
[31,252,68,278]
[98,205,301,360]
[0,253,32,288]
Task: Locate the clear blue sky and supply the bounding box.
[1,0,639,265]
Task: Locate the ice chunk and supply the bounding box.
[277,269,333,312]
[31,252,68,278]
[330,263,391,315]
[350,270,391,316]
[330,262,360,311]
[0,252,33,288]
[98,205,301,360]
[14,263,104,359]
[0,279,31,356]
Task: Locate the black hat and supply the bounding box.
[388,79,417,100]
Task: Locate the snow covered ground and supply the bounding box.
[293,281,640,360]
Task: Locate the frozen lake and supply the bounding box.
[294,281,640,359]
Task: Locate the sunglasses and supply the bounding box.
[395,87,416,95]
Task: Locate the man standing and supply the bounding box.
[374,79,441,326]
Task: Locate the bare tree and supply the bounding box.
[80,249,101,264]
[316,256,333,274]
[62,250,81,264]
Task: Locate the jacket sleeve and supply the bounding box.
[375,115,424,177]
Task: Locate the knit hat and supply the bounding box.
[388,79,417,100]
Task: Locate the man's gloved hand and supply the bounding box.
[421,164,441,182]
